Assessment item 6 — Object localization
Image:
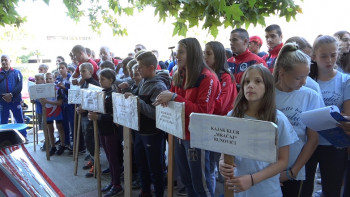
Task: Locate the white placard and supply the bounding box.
[112,93,139,131]
[28,83,56,100]
[81,89,105,113]
[87,84,103,91]
[189,113,278,163]
[68,89,82,104]
[156,101,185,139]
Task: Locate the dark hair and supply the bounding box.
[99,68,116,83]
[100,60,115,70]
[265,24,282,36]
[57,56,65,62]
[122,57,133,66]
[206,41,234,82]
[174,38,214,89]
[334,31,350,40]
[58,62,68,68]
[136,51,157,68]
[72,45,86,54]
[85,48,92,56]
[231,28,249,40]
[310,35,338,80]
[225,48,233,59]
[232,64,276,122]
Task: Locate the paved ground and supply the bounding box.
[24,128,327,197]
[24,129,225,197]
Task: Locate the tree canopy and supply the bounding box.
[2,0,302,38]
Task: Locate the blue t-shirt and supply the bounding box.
[275,86,324,180]
[305,76,321,94]
[227,110,298,197]
[317,71,350,145]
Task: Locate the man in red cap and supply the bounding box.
[248,35,267,58]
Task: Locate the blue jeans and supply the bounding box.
[134,131,165,197]
[175,139,214,197]
[301,145,347,197]
[0,101,26,137]
[62,103,74,146]
[343,158,350,197]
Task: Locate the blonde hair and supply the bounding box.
[273,42,310,83]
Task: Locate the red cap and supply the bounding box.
[249,36,263,45]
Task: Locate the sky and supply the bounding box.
[8,0,350,64]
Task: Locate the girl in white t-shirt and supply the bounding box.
[219,64,297,197]
[273,43,325,196]
[302,35,350,197]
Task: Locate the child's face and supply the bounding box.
[99,75,113,89]
[38,67,47,73]
[243,69,265,104]
[176,44,187,69]
[45,75,54,83]
[204,45,215,69]
[312,43,337,74]
[59,65,67,75]
[35,77,45,84]
[80,68,92,79]
[132,68,142,85]
[340,33,350,53]
[279,63,309,92]
[138,62,154,78]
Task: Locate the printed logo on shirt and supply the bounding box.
[206,79,213,103]
[239,63,248,72]
[222,82,226,88]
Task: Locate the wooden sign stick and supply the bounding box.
[93,119,102,197]
[41,105,50,160]
[32,103,36,151]
[123,126,132,197]
[224,154,234,197]
[73,105,78,161]
[167,134,174,197]
[74,114,81,176]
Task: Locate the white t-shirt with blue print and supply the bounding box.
[275,86,324,180]
[227,110,298,197]
[317,71,350,145]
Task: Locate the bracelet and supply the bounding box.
[171,93,177,101]
[250,174,254,186]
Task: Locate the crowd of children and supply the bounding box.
[22,24,350,197]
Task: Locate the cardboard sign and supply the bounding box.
[112,93,140,131]
[28,83,56,100]
[81,89,105,113]
[156,101,185,139]
[68,89,82,104]
[189,113,278,163]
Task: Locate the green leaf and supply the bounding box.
[123,7,134,15]
[248,0,256,8]
[209,25,218,38]
[224,4,244,22]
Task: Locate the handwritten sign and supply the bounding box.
[81,89,105,113]
[156,101,185,139]
[68,89,82,104]
[189,113,278,163]
[112,93,139,131]
[28,83,56,100]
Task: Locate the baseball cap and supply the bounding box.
[249,36,263,46]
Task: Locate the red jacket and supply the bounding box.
[262,43,283,73]
[214,72,237,115]
[75,59,99,80]
[171,68,221,140]
[227,49,267,84]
